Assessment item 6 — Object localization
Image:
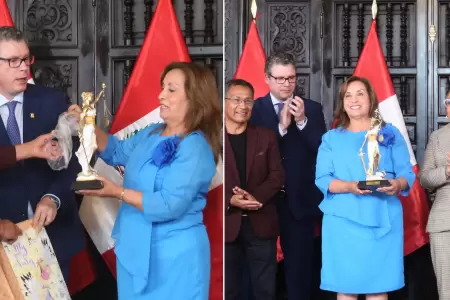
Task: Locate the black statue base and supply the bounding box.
[71,179,104,191]
[357,179,391,191]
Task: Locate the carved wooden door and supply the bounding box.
[7,0,95,106]
[226,0,443,166]
[8,0,223,125]
[235,0,324,104]
[93,0,224,119]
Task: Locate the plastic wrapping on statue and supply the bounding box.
[47,113,79,171]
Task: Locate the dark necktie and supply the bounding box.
[6,101,21,145]
[276,102,284,120]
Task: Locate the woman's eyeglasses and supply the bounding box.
[444,99,450,106]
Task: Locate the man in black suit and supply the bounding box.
[250,52,327,300]
[0,133,61,243]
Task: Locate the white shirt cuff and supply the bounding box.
[41,194,61,210]
[296,117,308,130]
[278,124,288,137]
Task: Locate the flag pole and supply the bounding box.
[251,0,257,22]
[372,0,378,19]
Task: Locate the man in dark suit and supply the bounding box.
[225,79,285,300]
[0,26,84,282]
[0,133,61,244]
[250,52,327,299]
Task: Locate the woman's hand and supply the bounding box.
[77,176,122,199]
[347,181,372,195]
[376,179,402,195]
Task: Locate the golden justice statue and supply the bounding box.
[357,109,391,190]
[71,83,107,191]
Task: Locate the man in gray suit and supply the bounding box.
[420,95,450,300]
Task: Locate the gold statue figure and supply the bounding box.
[359,108,385,181]
[72,84,107,190]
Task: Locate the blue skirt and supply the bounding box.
[321,209,404,294]
[117,225,210,299]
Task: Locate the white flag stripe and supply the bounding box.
[114,107,163,140]
[378,94,417,166]
[79,159,122,254]
[80,107,223,255]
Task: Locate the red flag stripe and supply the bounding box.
[352,20,429,255]
[67,248,97,295]
[0,0,13,26]
[109,0,190,134]
[233,20,269,99]
[400,165,430,255]
[102,248,117,279]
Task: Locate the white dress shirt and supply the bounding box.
[0,93,60,218]
[270,93,308,136]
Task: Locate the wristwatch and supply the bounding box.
[46,195,61,210]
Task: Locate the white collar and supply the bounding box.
[0,92,24,108]
[269,93,293,106]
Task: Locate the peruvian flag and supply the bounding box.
[0,0,34,83]
[352,20,429,255]
[79,0,223,298]
[0,0,95,295]
[233,18,269,99]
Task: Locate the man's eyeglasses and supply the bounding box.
[225,97,254,107]
[268,74,296,84]
[0,56,35,68]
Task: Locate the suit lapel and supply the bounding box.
[224,133,240,184]
[246,125,257,183]
[0,118,10,146]
[23,86,43,143]
[261,95,278,126]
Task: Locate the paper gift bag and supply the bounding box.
[0,220,71,300]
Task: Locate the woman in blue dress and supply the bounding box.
[315,76,415,300]
[72,62,221,299]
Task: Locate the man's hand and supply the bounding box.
[289,96,306,123]
[279,100,292,132]
[0,220,22,244]
[230,186,262,210]
[67,104,82,122]
[16,133,61,161]
[33,197,57,230]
